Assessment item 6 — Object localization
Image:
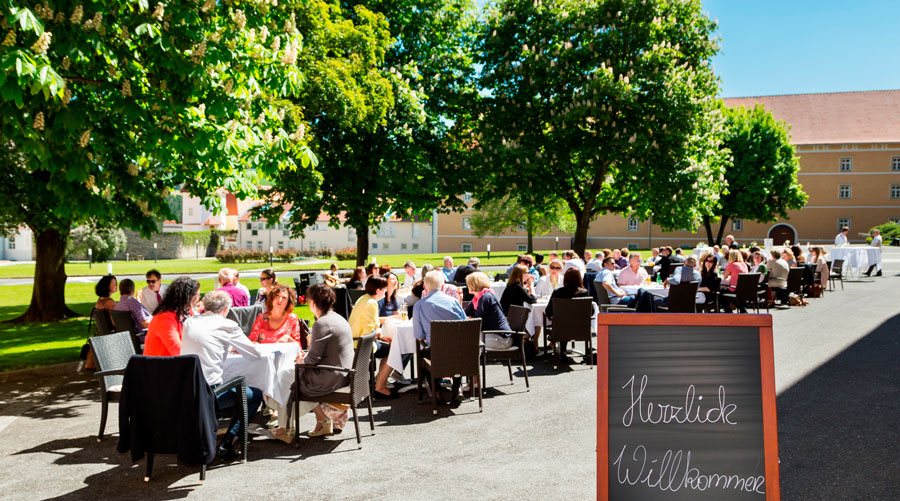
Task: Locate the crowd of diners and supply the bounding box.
[90,232,873,460]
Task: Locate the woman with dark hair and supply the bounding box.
[698,252,721,310]
[94,275,118,310]
[144,276,200,357]
[346,266,366,290]
[348,276,387,344]
[545,268,590,319]
[791,245,806,265]
[249,284,305,344]
[295,284,354,437]
[256,268,277,304]
[499,264,537,315]
[378,273,401,320]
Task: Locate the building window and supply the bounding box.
[837,217,851,233]
[383,243,389,250]
[461,243,472,253]
[188,207,194,216]
[839,157,852,172]
[401,243,408,250]
[462,192,473,202]
[246,223,251,230]
[309,241,316,249]
[376,223,396,238]
[320,241,327,250]
[462,217,472,230]
[283,229,290,237]
[517,223,527,231]
[246,241,252,249]
[348,228,355,242]
[251,229,258,236]
[517,244,527,252]
[839,185,852,199]
[731,219,743,232]
[8,237,15,250]
[890,217,900,224]
[891,185,900,199]
[412,243,419,250]
[288,241,294,249]
[892,156,900,172]
[371,242,378,249]
[627,243,638,251]
[411,223,419,239]
[627,216,639,232]
[256,241,263,250]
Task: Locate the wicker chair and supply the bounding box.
[548,298,594,369]
[481,304,530,390]
[416,319,483,415]
[293,332,376,448]
[721,273,763,313]
[91,308,115,335]
[829,259,845,291]
[348,288,367,305]
[107,310,143,353]
[592,286,636,313]
[658,281,699,313]
[88,332,135,441]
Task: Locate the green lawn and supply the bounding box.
[0,280,314,372]
[0,249,654,279]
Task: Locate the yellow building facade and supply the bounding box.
[436,90,900,252]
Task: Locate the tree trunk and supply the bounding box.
[12,226,79,323]
[571,211,592,257]
[355,223,369,267]
[526,212,534,254]
[703,216,716,246]
[715,215,730,247]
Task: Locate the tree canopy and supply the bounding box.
[702,103,808,245]
[466,0,728,255]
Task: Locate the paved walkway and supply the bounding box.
[0,249,897,499]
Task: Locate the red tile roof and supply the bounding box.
[722,90,900,145]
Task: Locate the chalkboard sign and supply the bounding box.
[597,314,779,501]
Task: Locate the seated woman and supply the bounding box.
[378,273,401,322]
[256,269,277,305]
[499,264,537,316]
[791,245,806,265]
[748,252,768,284]
[248,284,305,344]
[464,272,512,350]
[144,277,200,356]
[348,276,388,350]
[295,284,355,437]
[698,253,721,310]
[782,248,797,268]
[720,250,748,293]
[535,260,564,297]
[95,275,118,310]
[346,266,366,290]
[809,246,830,289]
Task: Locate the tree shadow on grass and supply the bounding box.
[776,312,900,499]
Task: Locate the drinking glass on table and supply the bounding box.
[400,302,408,322]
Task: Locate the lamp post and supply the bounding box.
[269,246,274,267]
[153,242,158,263]
[88,248,92,269]
[195,239,199,260]
[486,243,491,260]
[555,237,559,250]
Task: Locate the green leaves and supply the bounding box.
[11,6,43,35]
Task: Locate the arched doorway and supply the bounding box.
[768,224,797,246]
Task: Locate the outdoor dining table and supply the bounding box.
[829,246,881,276]
[526,298,599,335]
[490,281,507,298]
[222,342,300,407]
[382,319,417,374]
[621,284,669,297]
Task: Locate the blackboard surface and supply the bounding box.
[607,325,767,500]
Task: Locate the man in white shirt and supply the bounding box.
[834,227,849,247]
[586,251,605,273]
[181,290,264,460]
[864,229,883,276]
[232,268,252,300]
[562,250,586,276]
[402,260,420,288]
[137,269,168,313]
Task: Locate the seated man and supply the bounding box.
[655,256,703,308]
[181,291,264,461]
[617,254,649,286]
[594,257,636,307]
[410,270,467,403]
[217,268,249,307]
[138,269,167,313]
[114,278,151,336]
[767,250,790,305]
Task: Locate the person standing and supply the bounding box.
[138,269,168,313]
[864,229,883,277]
[834,226,849,247]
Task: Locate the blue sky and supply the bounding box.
[704,0,900,97]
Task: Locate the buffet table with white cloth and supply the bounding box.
[828,246,881,275]
[222,342,300,407]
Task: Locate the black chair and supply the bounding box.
[592,285,635,313]
[658,281,700,313]
[107,310,143,354]
[226,303,265,335]
[416,319,483,415]
[481,304,530,391]
[89,332,135,441]
[494,273,509,282]
[786,267,805,304]
[721,273,763,313]
[829,259,844,291]
[549,298,594,369]
[348,288,366,305]
[92,308,114,335]
[333,287,353,319]
[293,332,376,448]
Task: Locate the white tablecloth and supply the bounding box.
[692,247,711,259]
[828,246,881,273]
[382,319,417,372]
[222,342,300,407]
[621,284,669,297]
[489,282,507,298]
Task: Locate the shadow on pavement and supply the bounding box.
[776,312,900,499]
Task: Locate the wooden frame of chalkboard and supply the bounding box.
[597,313,779,501]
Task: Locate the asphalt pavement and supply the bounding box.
[0,248,898,499]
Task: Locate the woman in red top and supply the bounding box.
[144,277,200,356]
[720,249,749,292]
[248,285,306,345]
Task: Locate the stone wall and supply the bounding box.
[115,230,211,260]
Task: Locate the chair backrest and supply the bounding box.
[735,273,762,302]
[830,259,844,275]
[494,273,509,282]
[349,333,376,404]
[226,303,265,335]
[333,287,352,319]
[786,267,804,295]
[593,285,611,306]
[89,331,136,390]
[549,298,592,343]
[429,319,482,378]
[292,277,304,298]
[108,309,138,334]
[348,288,366,305]
[666,281,699,313]
[507,304,530,333]
[643,265,655,277]
[92,308,114,335]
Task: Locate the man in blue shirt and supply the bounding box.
[441,256,456,281]
[413,270,467,403]
[593,257,636,306]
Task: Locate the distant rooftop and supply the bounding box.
[723,90,900,145]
